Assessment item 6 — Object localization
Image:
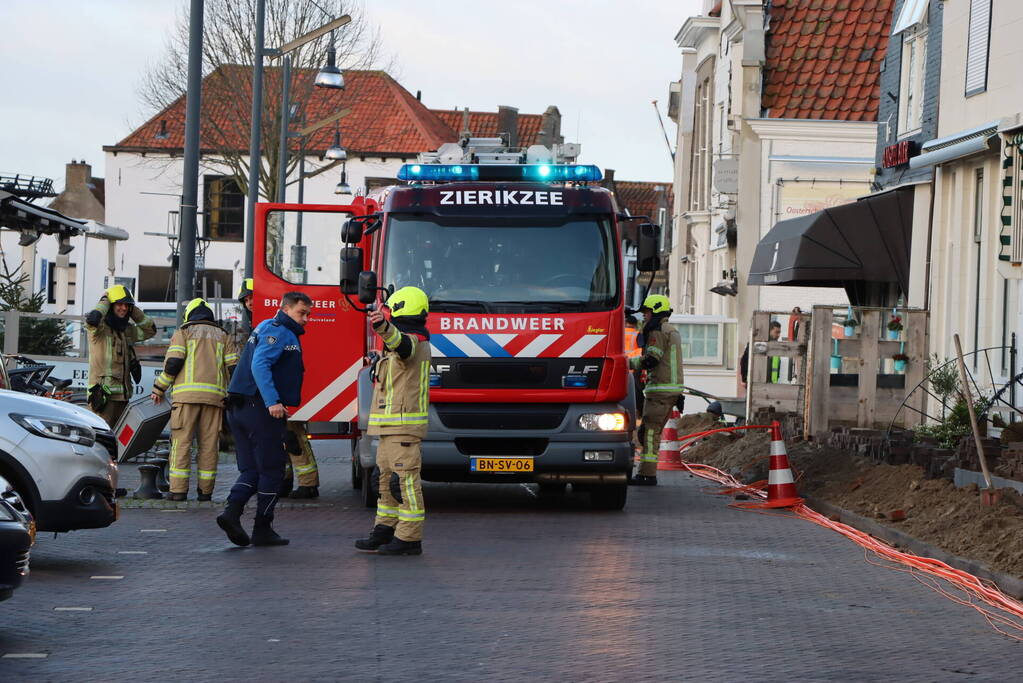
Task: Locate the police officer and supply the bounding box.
[629,294,684,486]
[216,291,311,547]
[151,298,240,501]
[85,285,157,426]
[355,287,431,556]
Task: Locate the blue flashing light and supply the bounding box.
[561,374,589,388]
[397,163,602,182]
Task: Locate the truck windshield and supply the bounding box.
[383,215,619,312]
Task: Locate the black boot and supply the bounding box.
[278,478,294,498]
[197,490,212,502]
[251,514,289,546]
[354,524,394,552]
[377,537,423,556]
[630,475,658,486]
[167,492,187,502]
[290,485,318,499]
[216,501,250,546]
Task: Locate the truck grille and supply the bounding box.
[455,438,548,456]
[459,362,547,386]
[436,404,568,430]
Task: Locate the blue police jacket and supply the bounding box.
[228,310,305,407]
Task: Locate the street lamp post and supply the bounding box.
[243,8,352,279]
[176,0,205,325]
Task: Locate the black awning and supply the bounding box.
[0,190,86,235]
[747,187,913,305]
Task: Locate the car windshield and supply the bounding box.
[383,215,619,313]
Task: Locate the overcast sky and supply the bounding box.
[1,0,700,192]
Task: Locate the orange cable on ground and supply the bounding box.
[674,424,1023,641]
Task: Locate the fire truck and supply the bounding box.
[252,138,661,510]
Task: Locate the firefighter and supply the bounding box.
[629,294,684,486]
[151,298,240,501]
[85,285,157,426]
[355,286,431,556]
[280,422,319,499]
[216,291,311,547]
[237,278,254,336]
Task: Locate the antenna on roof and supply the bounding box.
[652,100,675,163]
[460,107,471,138]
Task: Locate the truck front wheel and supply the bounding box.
[589,483,628,511]
[361,466,378,508]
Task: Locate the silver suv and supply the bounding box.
[0,390,118,533]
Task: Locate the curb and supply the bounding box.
[118,499,330,511]
[804,495,1023,600]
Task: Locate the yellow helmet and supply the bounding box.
[184,298,208,322]
[106,284,135,305]
[386,286,429,318]
[237,278,254,302]
[641,294,671,314]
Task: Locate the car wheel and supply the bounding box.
[351,437,362,490]
[590,483,628,510]
[361,466,378,509]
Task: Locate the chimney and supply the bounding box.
[497,105,519,148]
[537,106,563,147]
[66,159,91,190]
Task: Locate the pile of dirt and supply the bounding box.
[678,429,1023,579]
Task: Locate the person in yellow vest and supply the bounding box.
[85,285,157,426]
[280,422,319,498]
[355,287,431,556]
[629,294,684,486]
[151,298,240,501]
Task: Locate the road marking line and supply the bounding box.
[54,607,93,611]
[90,576,124,580]
[117,551,148,555]
[3,653,48,658]
[161,509,187,513]
[267,638,280,642]
[140,529,167,532]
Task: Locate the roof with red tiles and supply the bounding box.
[614,180,673,221]
[761,0,894,121]
[431,109,547,147]
[107,66,457,156]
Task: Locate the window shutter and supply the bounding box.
[965,0,992,95]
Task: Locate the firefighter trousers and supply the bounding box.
[374,435,424,542]
[94,399,127,429]
[169,402,224,495]
[637,394,678,477]
[284,422,319,487]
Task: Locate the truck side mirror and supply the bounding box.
[357,271,378,304]
[340,246,363,294]
[341,218,363,244]
[637,223,661,272]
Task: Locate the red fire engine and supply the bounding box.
[252,138,661,510]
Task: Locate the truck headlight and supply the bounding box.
[11,414,96,448]
[578,412,627,431]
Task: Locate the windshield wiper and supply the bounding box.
[430,299,492,313]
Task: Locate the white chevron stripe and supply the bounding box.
[559,334,605,358]
[490,334,516,347]
[329,398,359,422]
[291,359,362,421]
[444,333,490,357]
[515,334,561,358]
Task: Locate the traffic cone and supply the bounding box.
[658,409,685,471]
[762,421,802,508]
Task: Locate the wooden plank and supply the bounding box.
[903,310,929,428]
[751,383,802,412]
[856,310,880,428]
[837,339,862,357]
[749,312,770,385]
[808,305,834,439]
[764,340,806,357]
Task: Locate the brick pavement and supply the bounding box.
[1,441,1019,681]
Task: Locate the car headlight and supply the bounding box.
[11,414,96,448]
[578,412,627,431]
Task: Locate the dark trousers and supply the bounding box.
[226,397,287,520]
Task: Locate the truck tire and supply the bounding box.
[590,483,627,511]
[351,437,362,490]
[361,466,378,508]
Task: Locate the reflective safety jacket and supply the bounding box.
[632,320,684,397]
[86,298,157,399]
[367,318,431,438]
[153,320,239,406]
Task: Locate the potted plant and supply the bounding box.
[887,315,903,340]
[842,317,860,338]
[892,352,909,372]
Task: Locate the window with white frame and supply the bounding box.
[711,221,727,249]
[676,322,722,364]
[966,0,992,96]
[893,0,928,136]
[658,206,668,251]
